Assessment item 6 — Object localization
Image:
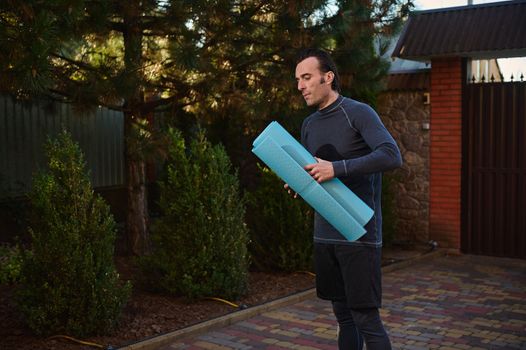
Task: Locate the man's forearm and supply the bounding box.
[332,142,402,177]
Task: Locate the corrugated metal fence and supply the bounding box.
[0,96,124,198]
[463,81,526,259]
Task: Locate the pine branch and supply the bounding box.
[50,53,98,73]
[45,87,124,111]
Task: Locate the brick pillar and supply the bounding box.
[429,58,462,249]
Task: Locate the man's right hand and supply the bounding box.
[284,184,298,198]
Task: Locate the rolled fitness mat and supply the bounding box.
[252,121,373,241]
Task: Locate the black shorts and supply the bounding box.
[314,243,382,309]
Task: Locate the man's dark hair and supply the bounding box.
[296,48,341,92]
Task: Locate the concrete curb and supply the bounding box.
[118,249,446,350]
[118,288,317,349]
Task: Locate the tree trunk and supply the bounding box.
[122,0,150,255]
[124,115,150,256]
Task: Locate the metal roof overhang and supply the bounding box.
[392,0,526,61]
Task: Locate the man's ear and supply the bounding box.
[325,71,334,85]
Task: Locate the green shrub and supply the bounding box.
[0,244,23,285]
[17,131,131,337]
[140,129,249,300]
[246,165,313,272]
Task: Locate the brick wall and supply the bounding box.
[429,58,462,249]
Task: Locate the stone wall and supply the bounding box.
[377,91,430,244]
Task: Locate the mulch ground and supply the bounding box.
[1,245,430,350]
[0,257,315,350]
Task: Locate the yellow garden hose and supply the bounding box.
[297,270,316,277]
[204,296,240,308]
[47,335,110,349]
[204,297,249,309]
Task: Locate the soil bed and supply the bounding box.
[1,244,430,350]
[0,257,315,350]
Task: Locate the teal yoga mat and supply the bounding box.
[252,121,373,241]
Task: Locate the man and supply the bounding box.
[294,48,402,349]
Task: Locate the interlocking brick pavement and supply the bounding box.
[156,254,526,350]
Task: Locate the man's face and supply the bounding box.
[295,56,333,109]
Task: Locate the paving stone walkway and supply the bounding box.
[159,254,526,350]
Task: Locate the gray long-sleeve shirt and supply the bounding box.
[301,95,402,247]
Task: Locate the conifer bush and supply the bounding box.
[246,165,314,272]
[140,129,249,300]
[17,131,131,337]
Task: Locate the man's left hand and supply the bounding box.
[304,157,335,183]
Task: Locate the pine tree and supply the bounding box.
[329,0,412,107]
[0,0,412,254]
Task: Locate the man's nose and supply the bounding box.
[297,80,305,91]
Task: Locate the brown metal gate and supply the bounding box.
[463,82,526,258]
